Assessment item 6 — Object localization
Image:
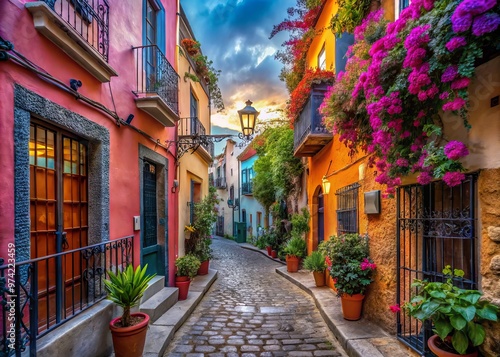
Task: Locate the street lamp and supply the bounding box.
[237,100,259,140]
[172,100,260,159]
[322,176,331,195]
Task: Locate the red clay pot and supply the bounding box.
[340,293,365,321]
[286,255,300,273]
[175,275,189,282]
[313,271,326,287]
[266,246,272,255]
[198,260,209,275]
[427,335,478,357]
[271,250,278,258]
[109,312,149,357]
[175,279,191,300]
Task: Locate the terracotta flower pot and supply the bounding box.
[340,293,365,321]
[266,246,272,255]
[175,275,189,282]
[271,250,278,258]
[198,260,209,275]
[175,279,191,300]
[109,312,149,357]
[313,271,326,287]
[427,335,478,357]
[286,255,300,273]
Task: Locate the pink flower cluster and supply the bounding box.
[444,141,469,160]
[325,256,332,268]
[443,171,466,187]
[360,258,377,271]
[389,304,401,313]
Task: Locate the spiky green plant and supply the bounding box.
[104,264,156,327]
[303,251,326,272]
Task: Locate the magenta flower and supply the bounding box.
[451,12,472,33]
[455,0,496,17]
[417,171,433,185]
[360,258,376,271]
[472,13,500,36]
[441,65,458,82]
[389,304,401,313]
[439,92,450,100]
[396,158,409,167]
[445,37,467,52]
[442,97,466,111]
[451,78,471,90]
[444,141,469,160]
[443,171,466,187]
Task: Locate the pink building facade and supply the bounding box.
[0,0,181,353]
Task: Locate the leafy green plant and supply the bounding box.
[330,0,372,35]
[404,266,499,355]
[193,238,212,262]
[175,254,201,279]
[284,235,307,258]
[291,207,311,237]
[303,251,326,272]
[327,234,376,296]
[104,264,156,327]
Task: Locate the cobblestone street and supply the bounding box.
[164,237,347,357]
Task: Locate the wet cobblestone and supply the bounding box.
[164,237,347,356]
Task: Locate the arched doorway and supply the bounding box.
[312,186,325,250]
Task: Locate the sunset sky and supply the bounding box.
[181,0,295,133]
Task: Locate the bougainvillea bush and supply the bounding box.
[320,0,500,196]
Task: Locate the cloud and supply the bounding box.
[181,0,294,130]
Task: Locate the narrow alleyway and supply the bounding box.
[164,237,347,357]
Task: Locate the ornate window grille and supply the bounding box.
[335,183,360,235]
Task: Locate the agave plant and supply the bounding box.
[104,264,156,327]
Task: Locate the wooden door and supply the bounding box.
[29,121,88,330]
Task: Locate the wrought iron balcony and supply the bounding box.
[25,0,117,81]
[242,181,253,195]
[214,177,227,189]
[178,117,214,159]
[293,83,333,157]
[133,44,179,127]
[0,236,133,356]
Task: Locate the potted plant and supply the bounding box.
[283,234,307,273]
[327,234,376,321]
[303,250,327,287]
[104,264,156,357]
[175,254,201,300]
[194,237,212,275]
[404,266,499,356]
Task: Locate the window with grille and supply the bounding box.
[396,175,477,355]
[335,183,360,235]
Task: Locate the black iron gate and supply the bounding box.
[216,216,224,237]
[396,175,477,355]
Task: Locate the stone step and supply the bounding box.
[140,287,178,323]
[141,275,165,304]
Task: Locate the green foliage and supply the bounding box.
[330,0,372,35]
[291,207,310,237]
[175,254,201,279]
[186,186,220,262]
[104,264,155,327]
[223,233,234,240]
[254,235,268,249]
[303,250,326,272]
[284,236,307,258]
[253,124,304,211]
[404,266,499,355]
[327,234,376,296]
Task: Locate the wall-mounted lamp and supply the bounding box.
[69,79,82,91]
[171,179,179,193]
[322,176,331,195]
[126,114,135,124]
[364,190,381,214]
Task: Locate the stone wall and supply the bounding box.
[478,168,500,356]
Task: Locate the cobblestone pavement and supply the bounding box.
[164,237,347,357]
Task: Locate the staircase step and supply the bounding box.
[141,275,165,304]
[140,287,178,323]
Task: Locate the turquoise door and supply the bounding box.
[142,160,161,276]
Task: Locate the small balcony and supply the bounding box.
[214,177,227,189]
[293,83,332,157]
[26,0,117,82]
[242,181,253,195]
[133,45,179,127]
[178,117,214,161]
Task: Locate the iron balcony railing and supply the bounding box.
[293,83,331,152]
[242,182,253,195]
[214,177,226,189]
[178,117,214,157]
[133,44,179,116]
[0,236,133,357]
[42,0,110,60]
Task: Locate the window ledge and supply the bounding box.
[135,95,179,127]
[25,1,118,83]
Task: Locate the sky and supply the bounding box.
[181,0,295,136]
